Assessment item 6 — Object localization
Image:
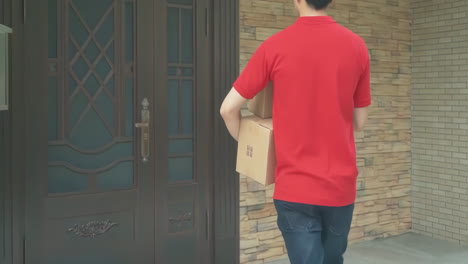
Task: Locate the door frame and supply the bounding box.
[212,1,240,263]
[1,0,27,264]
[5,0,240,263]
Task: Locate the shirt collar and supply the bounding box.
[295,16,336,25]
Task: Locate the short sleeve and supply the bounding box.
[233,43,271,99]
[354,51,371,108]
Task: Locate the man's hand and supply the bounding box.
[353,107,369,132]
[220,88,249,141]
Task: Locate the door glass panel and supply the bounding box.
[96,59,112,80]
[96,161,134,191]
[108,75,115,95]
[48,0,57,58]
[167,7,179,63]
[70,108,113,149]
[168,80,179,136]
[168,67,177,76]
[181,80,192,134]
[108,42,115,64]
[48,77,58,140]
[167,7,193,64]
[180,9,193,64]
[84,41,100,62]
[168,157,193,182]
[125,1,134,62]
[72,57,88,80]
[167,2,194,182]
[96,12,114,46]
[69,7,88,46]
[73,0,113,28]
[83,74,100,96]
[48,167,88,194]
[125,78,134,137]
[182,68,192,76]
[169,139,193,155]
[69,90,87,126]
[68,45,77,64]
[47,0,136,194]
[94,92,114,126]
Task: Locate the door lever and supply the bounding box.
[135,98,150,163]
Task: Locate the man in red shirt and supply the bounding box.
[221,0,371,263]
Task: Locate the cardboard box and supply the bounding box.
[247,82,273,118]
[236,116,276,186]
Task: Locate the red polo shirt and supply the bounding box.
[233,16,371,207]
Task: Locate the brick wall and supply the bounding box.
[411,0,468,244]
[239,0,412,263]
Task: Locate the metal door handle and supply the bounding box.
[135,98,150,163]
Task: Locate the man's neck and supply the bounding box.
[299,9,328,17]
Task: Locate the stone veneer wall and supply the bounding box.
[238,0,412,263]
[411,0,468,244]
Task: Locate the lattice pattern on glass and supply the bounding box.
[68,0,115,139]
[47,0,136,194]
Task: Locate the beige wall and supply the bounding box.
[411,0,468,244]
[239,0,412,263]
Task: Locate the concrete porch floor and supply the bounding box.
[267,232,468,264]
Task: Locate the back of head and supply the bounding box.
[294,0,333,15]
[305,0,333,10]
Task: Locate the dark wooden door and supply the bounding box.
[153,0,212,263]
[24,0,212,263]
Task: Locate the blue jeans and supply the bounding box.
[274,200,354,264]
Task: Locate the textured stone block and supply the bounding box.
[256,247,285,260]
[240,237,259,250]
[258,229,282,241]
[258,221,278,232]
[247,203,276,219]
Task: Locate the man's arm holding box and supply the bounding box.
[221,43,271,141]
[220,88,248,141]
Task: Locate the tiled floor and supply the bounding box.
[265,232,468,264]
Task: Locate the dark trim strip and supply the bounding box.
[48,157,134,174]
[212,0,240,263]
[48,137,133,154]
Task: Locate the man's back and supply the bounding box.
[233,16,371,207]
[222,2,371,263]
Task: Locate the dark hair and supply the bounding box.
[305,0,332,10]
